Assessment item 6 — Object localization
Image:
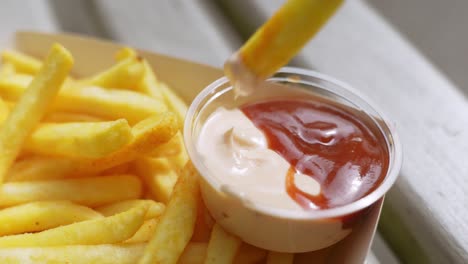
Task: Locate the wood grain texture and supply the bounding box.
[218,0,468,263]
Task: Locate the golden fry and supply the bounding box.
[0,97,9,124]
[0,62,15,77]
[138,60,165,100]
[160,82,187,128]
[24,119,132,158]
[97,199,165,220]
[115,47,137,61]
[0,205,147,247]
[43,111,104,123]
[54,85,167,125]
[1,50,41,75]
[135,157,178,203]
[138,162,199,264]
[0,200,102,236]
[0,174,142,207]
[0,243,146,264]
[178,242,207,264]
[204,223,242,264]
[266,252,295,264]
[6,157,77,182]
[8,113,177,181]
[125,218,159,243]
[83,56,145,89]
[0,74,32,100]
[0,44,73,182]
[0,76,167,125]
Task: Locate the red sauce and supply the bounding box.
[241,99,389,210]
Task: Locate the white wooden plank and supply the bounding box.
[0,0,58,46]
[89,0,241,67]
[366,0,468,95]
[218,0,468,263]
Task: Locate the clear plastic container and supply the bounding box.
[184,67,402,253]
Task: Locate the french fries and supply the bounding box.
[0,62,14,77]
[139,162,199,264]
[24,119,132,158]
[1,50,42,74]
[0,43,73,182]
[0,174,142,207]
[0,200,102,236]
[83,56,145,90]
[0,205,147,247]
[97,199,165,220]
[204,223,242,264]
[0,98,9,123]
[125,218,159,243]
[0,45,301,263]
[135,157,179,203]
[0,243,146,264]
[0,75,168,124]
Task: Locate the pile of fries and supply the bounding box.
[0,44,294,264]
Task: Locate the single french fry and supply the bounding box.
[233,243,267,264]
[159,82,187,128]
[114,47,165,100]
[83,57,145,89]
[97,199,165,220]
[0,44,73,183]
[138,162,199,264]
[125,218,159,243]
[24,119,132,158]
[115,47,137,61]
[266,252,295,264]
[229,0,343,79]
[6,157,77,182]
[43,111,104,123]
[204,223,242,264]
[0,76,168,125]
[178,242,207,264]
[0,62,15,77]
[0,74,32,100]
[8,113,178,181]
[138,60,165,100]
[0,243,146,264]
[54,85,167,125]
[135,157,178,203]
[0,174,142,207]
[150,132,184,157]
[0,205,147,247]
[150,132,189,169]
[0,200,102,236]
[1,50,42,75]
[0,97,9,124]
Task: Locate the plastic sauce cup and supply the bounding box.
[184,67,402,253]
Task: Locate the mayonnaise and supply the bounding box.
[197,107,320,211]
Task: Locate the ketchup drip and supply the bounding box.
[241,99,389,210]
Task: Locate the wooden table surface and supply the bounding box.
[1,0,467,263]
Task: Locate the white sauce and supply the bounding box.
[197,107,321,211]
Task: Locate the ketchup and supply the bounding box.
[241,99,389,210]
